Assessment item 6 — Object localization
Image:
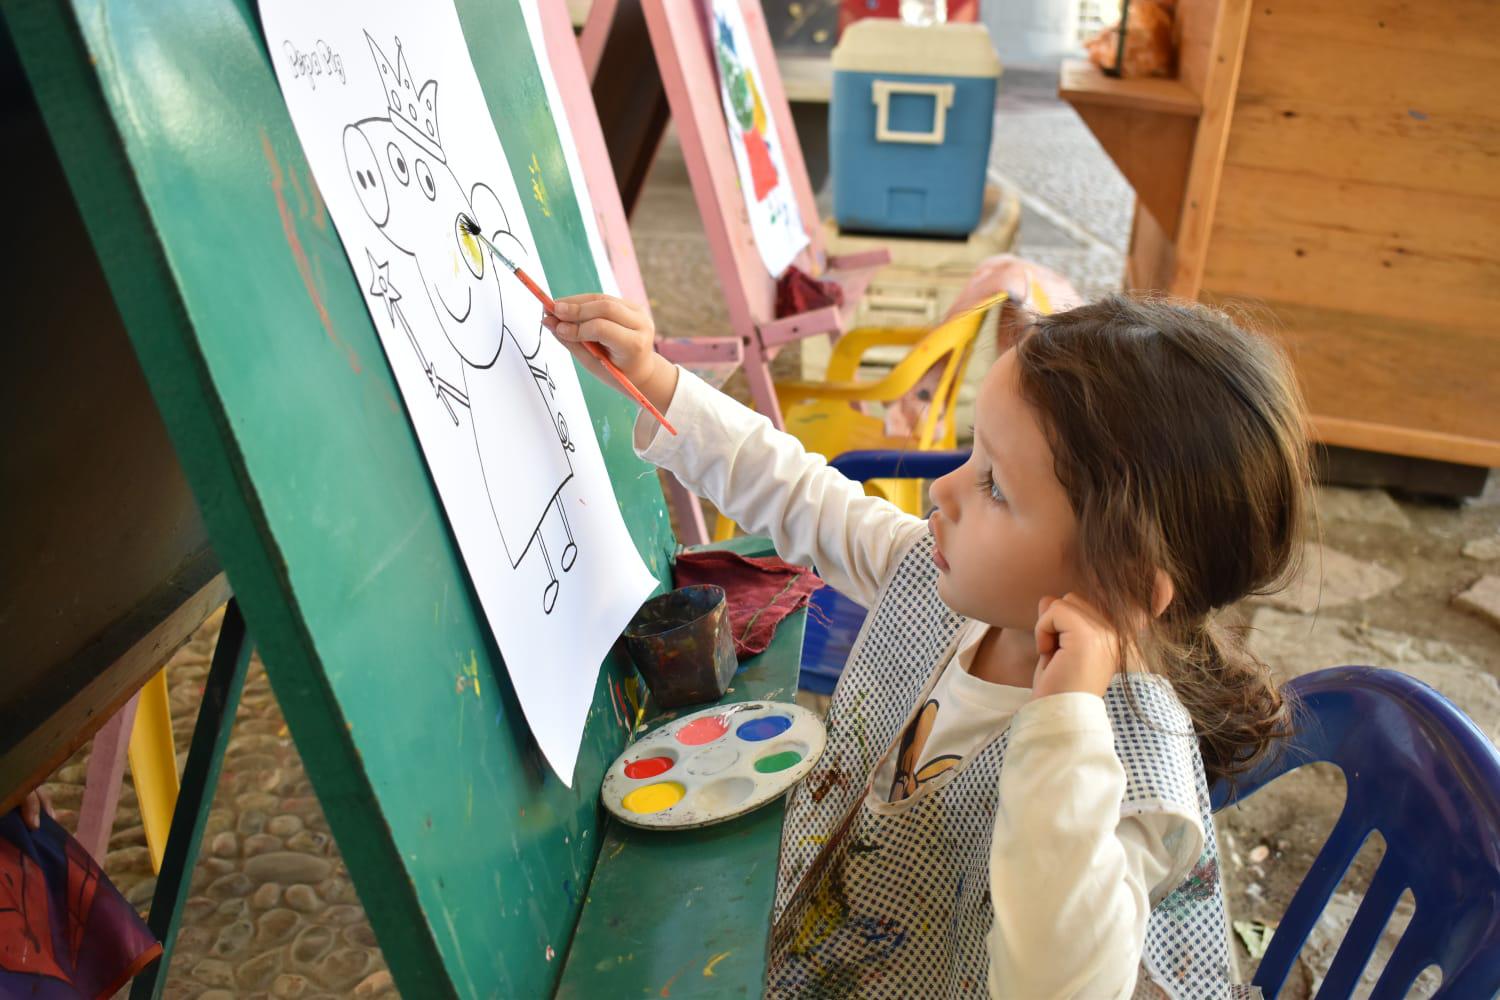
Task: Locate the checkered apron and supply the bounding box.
[767,534,1252,998]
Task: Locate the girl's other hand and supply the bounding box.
[1031,593,1123,700]
[21,787,56,830]
[546,294,658,388]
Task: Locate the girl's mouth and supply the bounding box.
[928,514,950,572]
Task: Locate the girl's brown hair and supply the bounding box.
[1013,294,1312,785]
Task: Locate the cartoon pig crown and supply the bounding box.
[365,32,444,163]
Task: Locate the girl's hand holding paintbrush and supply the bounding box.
[545,294,680,433]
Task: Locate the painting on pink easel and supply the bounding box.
[708,0,809,276]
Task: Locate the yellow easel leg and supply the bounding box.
[127,669,180,875]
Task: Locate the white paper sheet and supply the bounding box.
[709,0,810,277]
[261,0,658,784]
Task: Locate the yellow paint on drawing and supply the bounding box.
[459,227,483,273]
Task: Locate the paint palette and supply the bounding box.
[601,702,827,830]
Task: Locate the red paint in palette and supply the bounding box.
[623,755,675,780]
[676,714,730,746]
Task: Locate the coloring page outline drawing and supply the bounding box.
[261,0,658,783]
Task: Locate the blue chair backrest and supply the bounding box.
[1211,666,1500,998]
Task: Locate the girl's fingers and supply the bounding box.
[557,295,644,331]
[562,319,639,360]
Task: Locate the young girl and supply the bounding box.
[547,293,1310,999]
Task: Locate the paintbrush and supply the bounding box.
[458,214,677,436]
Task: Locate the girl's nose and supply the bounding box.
[928,466,960,519]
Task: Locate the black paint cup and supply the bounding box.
[624,585,737,710]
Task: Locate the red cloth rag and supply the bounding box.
[672,549,825,660]
[774,265,844,319]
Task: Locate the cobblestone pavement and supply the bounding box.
[36,69,1500,1000]
[43,608,395,999]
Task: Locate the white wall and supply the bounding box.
[980,0,1089,69]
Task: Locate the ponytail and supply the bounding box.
[1168,615,1296,788]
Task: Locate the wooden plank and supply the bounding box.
[1202,198,1500,335]
[1170,0,1254,298]
[1200,292,1500,465]
[1237,25,1500,120]
[1212,166,1500,267]
[1251,0,1497,62]
[1174,0,1223,99]
[1058,59,1200,116]
[1224,98,1500,203]
[1313,417,1500,471]
[1126,206,1177,292]
[1072,103,1195,237]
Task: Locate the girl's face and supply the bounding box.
[927,349,1085,629]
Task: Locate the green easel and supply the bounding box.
[2,0,801,995]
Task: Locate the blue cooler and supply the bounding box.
[830,20,1001,237]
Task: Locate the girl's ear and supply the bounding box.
[1151,569,1175,618]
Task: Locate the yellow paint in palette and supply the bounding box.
[621,781,685,814]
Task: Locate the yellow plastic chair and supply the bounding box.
[712,293,1007,540]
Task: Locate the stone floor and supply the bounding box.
[37,68,1500,999]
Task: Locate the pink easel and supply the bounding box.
[74,693,139,863]
[577,0,618,80]
[641,0,890,428]
[539,0,729,545]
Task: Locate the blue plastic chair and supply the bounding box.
[800,449,968,693]
[1212,666,1500,999]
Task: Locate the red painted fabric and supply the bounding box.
[673,550,825,660]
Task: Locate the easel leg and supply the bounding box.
[76,693,141,864]
[130,599,252,999]
[740,341,785,430]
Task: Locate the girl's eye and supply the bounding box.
[977,471,1006,504]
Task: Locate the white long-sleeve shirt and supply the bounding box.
[633,369,1202,998]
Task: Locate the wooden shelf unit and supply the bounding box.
[1061,0,1500,469]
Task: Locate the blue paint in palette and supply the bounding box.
[736,715,792,741]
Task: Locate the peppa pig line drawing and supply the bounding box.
[345,33,579,614]
[261,0,659,782]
